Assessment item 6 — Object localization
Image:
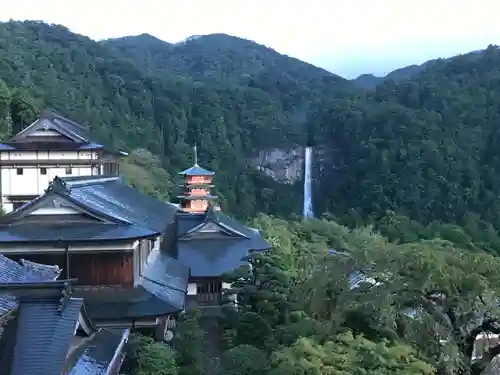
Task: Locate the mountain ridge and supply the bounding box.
[2,20,500,232]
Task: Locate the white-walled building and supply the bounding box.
[0,109,126,212]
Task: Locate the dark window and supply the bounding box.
[65,167,72,175]
[40,168,47,175]
[16,168,23,175]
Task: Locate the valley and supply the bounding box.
[2,19,500,374]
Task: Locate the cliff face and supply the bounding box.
[249,147,304,184]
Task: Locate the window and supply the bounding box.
[65,167,72,175]
[40,168,47,175]
[16,168,23,175]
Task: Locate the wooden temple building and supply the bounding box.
[0,254,129,375]
[0,109,126,212]
[172,147,270,311]
[0,175,189,336]
[0,110,271,374]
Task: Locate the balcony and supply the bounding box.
[185,281,236,317]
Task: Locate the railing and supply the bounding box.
[197,292,221,306]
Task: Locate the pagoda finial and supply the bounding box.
[193,143,198,166]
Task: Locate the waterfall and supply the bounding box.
[303,147,314,219]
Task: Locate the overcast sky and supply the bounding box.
[2,0,500,78]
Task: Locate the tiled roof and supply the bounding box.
[0,280,83,375]
[58,176,179,233]
[63,328,129,375]
[141,251,189,310]
[11,295,82,375]
[0,222,156,243]
[173,209,270,277]
[0,176,179,243]
[76,286,181,321]
[0,141,104,152]
[178,164,215,176]
[11,109,91,143]
[0,255,61,315]
[2,109,126,155]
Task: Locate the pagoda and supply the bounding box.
[177,145,218,213]
[171,145,270,314]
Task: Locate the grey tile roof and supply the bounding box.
[141,251,189,310]
[19,259,62,280]
[173,210,270,277]
[0,222,155,243]
[0,280,83,375]
[0,255,61,315]
[0,176,179,243]
[11,109,91,143]
[63,328,129,375]
[59,176,179,233]
[178,164,215,176]
[11,296,83,375]
[176,239,256,277]
[4,109,125,155]
[75,286,181,321]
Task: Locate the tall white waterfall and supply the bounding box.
[303,147,314,219]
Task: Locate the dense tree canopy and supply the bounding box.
[4,20,500,374]
[217,216,500,375]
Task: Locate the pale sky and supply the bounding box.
[2,0,500,78]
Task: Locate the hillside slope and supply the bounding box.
[3,20,500,236]
[314,45,500,231]
[0,21,358,217]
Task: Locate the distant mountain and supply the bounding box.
[4,20,500,233]
[351,48,488,90]
[103,33,348,90]
[0,22,355,218]
[352,63,428,89]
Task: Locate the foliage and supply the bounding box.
[269,334,435,375]
[120,148,174,201]
[131,334,178,375]
[4,22,500,255]
[0,20,348,217]
[5,19,500,375]
[220,344,269,375]
[220,215,500,375]
[172,310,206,375]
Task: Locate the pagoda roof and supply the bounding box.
[178,164,215,176]
[177,195,218,200]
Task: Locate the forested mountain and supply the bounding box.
[314,46,500,231]
[6,19,500,374]
[3,20,500,252]
[0,21,345,217]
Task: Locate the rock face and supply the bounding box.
[249,147,304,184]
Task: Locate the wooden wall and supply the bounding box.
[70,253,133,286]
[6,252,134,286]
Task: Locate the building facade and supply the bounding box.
[0,109,126,212]
[0,175,188,335]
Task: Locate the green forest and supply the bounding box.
[3,20,500,374]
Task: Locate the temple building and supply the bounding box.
[0,175,188,337]
[170,146,270,312]
[0,254,130,375]
[0,109,126,212]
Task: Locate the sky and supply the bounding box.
[2,0,500,78]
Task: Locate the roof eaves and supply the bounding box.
[178,164,215,176]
